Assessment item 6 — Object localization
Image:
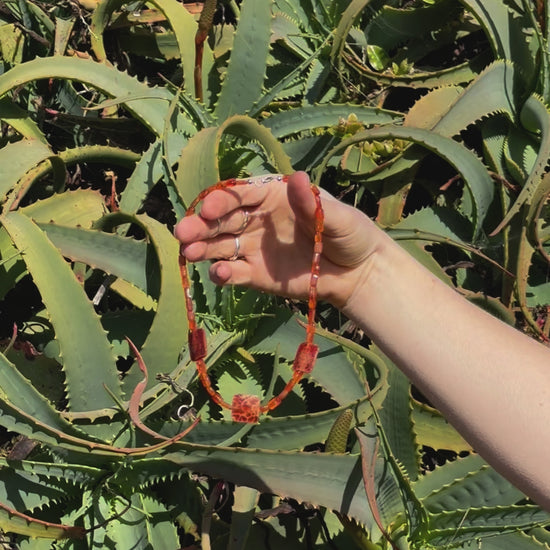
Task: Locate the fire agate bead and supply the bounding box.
[231,394,261,423]
[292,342,319,374]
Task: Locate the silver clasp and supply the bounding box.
[245,174,285,187]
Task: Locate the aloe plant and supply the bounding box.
[0,0,549,548]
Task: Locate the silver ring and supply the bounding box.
[228,236,240,261]
[213,218,221,237]
[236,210,249,234]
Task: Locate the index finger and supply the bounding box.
[199,175,285,221]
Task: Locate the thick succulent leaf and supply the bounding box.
[303,57,337,103]
[100,310,156,360]
[143,473,203,539]
[147,444,405,541]
[273,0,316,32]
[271,11,313,60]
[175,126,223,206]
[0,57,189,137]
[426,505,550,548]
[504,123,538,182]
[1,212,120,411]
[39,223,150,293]
[355,424,412,542]
[405,86,463,130]
[0,96,47,142]
[21,189,106,228]
[388,206,471,240]
[57,145,139,173]
[345,49,489,89]
[0,461,76,513]
[214,0,273,119]
[0,504,82,540]
[17,535,64,548]
[0,139,56,203]
[492,94,550,234]
[5,346,65,406]
[254,36,330,114]
[0,21,26,65]
[284,0,335,33]
[105,492,179,550]
[228,486,258,550]
[1,191,108,325]
[95,212,187,396]
[76,488,109,548]
[366,1,462,53]
[385,206,512,276]
[0,459,103,488]
[413,454,525,510]
[431,61,519,136]
[0,352,106,445]
[411,400,472,454]
[157,395,381,451]
[514,173,550,332]
[248,309,371,404]
[0,226,26,299]
[330,0,371,69]
[280,134,340,171]
[366,61,518,190]
[118,133,187,217]
[262,103,403,138]
[190,259,220,316]
[454,531,550,550]
[92,0,208,100]
[375,351,422,482]
[481,115,510,175]
[176,115,292,206]
[317,125,494,240]
[213,360,268,422]
[513,225,545,334]
[0,459,101,539]
[460,0,535,81]
[529,527,550,548]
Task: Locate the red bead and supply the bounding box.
[189,328,207,361]
[292,342,318,374]
[231,394,261,423]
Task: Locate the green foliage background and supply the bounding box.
[0,0,549,548]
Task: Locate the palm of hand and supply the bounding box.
[176,172,376,308]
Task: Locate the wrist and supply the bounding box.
[324,228,393,312]
[338,230,405,320]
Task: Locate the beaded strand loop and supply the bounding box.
[179,174,324,423]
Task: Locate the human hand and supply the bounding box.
[174,171,383,309]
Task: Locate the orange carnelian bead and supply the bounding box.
[231,394,261,423]
[292,342,319,374]
[189,328,207,361]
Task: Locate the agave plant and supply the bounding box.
[0,0,549,548]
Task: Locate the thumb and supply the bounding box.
[287,171,317,224]
[287,171,345,237]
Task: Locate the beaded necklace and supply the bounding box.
[179,174,324,423]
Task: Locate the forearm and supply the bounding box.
[343,231,550,509]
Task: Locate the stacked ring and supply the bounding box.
[237,210,250,233]
[228,237,240,261]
